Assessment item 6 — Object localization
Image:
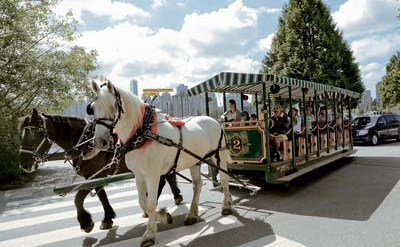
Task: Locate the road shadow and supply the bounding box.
[84,203,275,247]
[353,139,399,147]
[230,156,399,221]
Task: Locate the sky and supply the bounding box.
[54,0,400,99]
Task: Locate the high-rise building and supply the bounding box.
[171,84,190,117]
[359,90,373,112]
[63,98,91,118]
[160,92,172,114]
[376,82,383,108]
[130,79,138,96]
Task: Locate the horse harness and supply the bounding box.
[19,115,57,164]
[89,85,254,192]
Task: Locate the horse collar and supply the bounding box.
[114,105,155,158]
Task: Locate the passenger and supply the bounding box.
[250,113,258,125]
[270,105,289,161]
[318,106,327,128]
[286,107,302,156]
[221,99,241,122]
[305,107,315,135]
[240,111,250,126]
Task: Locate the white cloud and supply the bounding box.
[177,3,186,7]
[258,32,275,51]
[75,0,262,94]
[332,0,399,37]
[151,0,167,10]
[351,33,400,62]
[55,0,150,23]
[359,62,385,97]
[256,7,281,14]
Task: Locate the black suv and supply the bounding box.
[352,114,400,145]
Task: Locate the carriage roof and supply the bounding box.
[188,72,360,100]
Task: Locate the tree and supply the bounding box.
[0,0,97,184]
[379,52,400,109]
[261,0,364,106]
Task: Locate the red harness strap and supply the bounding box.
[113,104,158,150]
[164,114,186,127]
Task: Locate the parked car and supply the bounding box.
[352,114,400,145]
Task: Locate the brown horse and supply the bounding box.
[18,108,182,233]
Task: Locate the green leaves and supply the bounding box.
[380,52,400,108]
[261,0,364,106]
[0,0,97,116]
[0,0,97,183]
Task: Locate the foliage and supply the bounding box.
[0,0,97,184]
[261,0,364,107]
[379,52,400,109]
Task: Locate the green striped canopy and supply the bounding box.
[188,72,360,99]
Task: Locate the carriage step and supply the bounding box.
[277,149,356,182]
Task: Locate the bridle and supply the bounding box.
[19,115,54,164]
[88,83,125,135]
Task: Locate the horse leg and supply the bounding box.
[214,151,233,215]
[165,173,183,205]
[74,189,94,233]
[141,176,161,247]
[95,187,116,230]
[184,165,202,225]
[136,175,148,218]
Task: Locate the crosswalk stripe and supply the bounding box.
[0,194,171,232]
[4,182,135,208]
[236,235,306,247]
[0,204,208,247]
[2,190,138,217]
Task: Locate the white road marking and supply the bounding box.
[236,235,306,247]
[4,182,135,208]
[2,190,138,217]
[0,204,207,247]
[0,194,171,232]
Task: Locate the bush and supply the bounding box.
[0,117,34,185]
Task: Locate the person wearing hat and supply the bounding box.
[222,99,241,122]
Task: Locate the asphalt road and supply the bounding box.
[0,141,399,247]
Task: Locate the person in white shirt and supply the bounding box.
[222,99,241,122]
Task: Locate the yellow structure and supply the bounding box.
[142,88,173,96]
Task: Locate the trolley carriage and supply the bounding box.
[188,72,359,184]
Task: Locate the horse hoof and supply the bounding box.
[222,208,233,216]
[174,195,183,205]
[184,217,198,225]
[100,221,113,230]
[141,238,155,247]
[82,221,95,233]
[142,212,149,218]
[167,213,173,224]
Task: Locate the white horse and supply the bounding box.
[90,81,233,247]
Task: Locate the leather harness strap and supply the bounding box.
[167,126,183,175]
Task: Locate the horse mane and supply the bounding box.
[42,114,87,133]
[99,84,143,127]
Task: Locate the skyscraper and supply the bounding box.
[130,79,138,96]
[376,82,383,108]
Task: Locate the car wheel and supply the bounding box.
[371,134,379,146]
